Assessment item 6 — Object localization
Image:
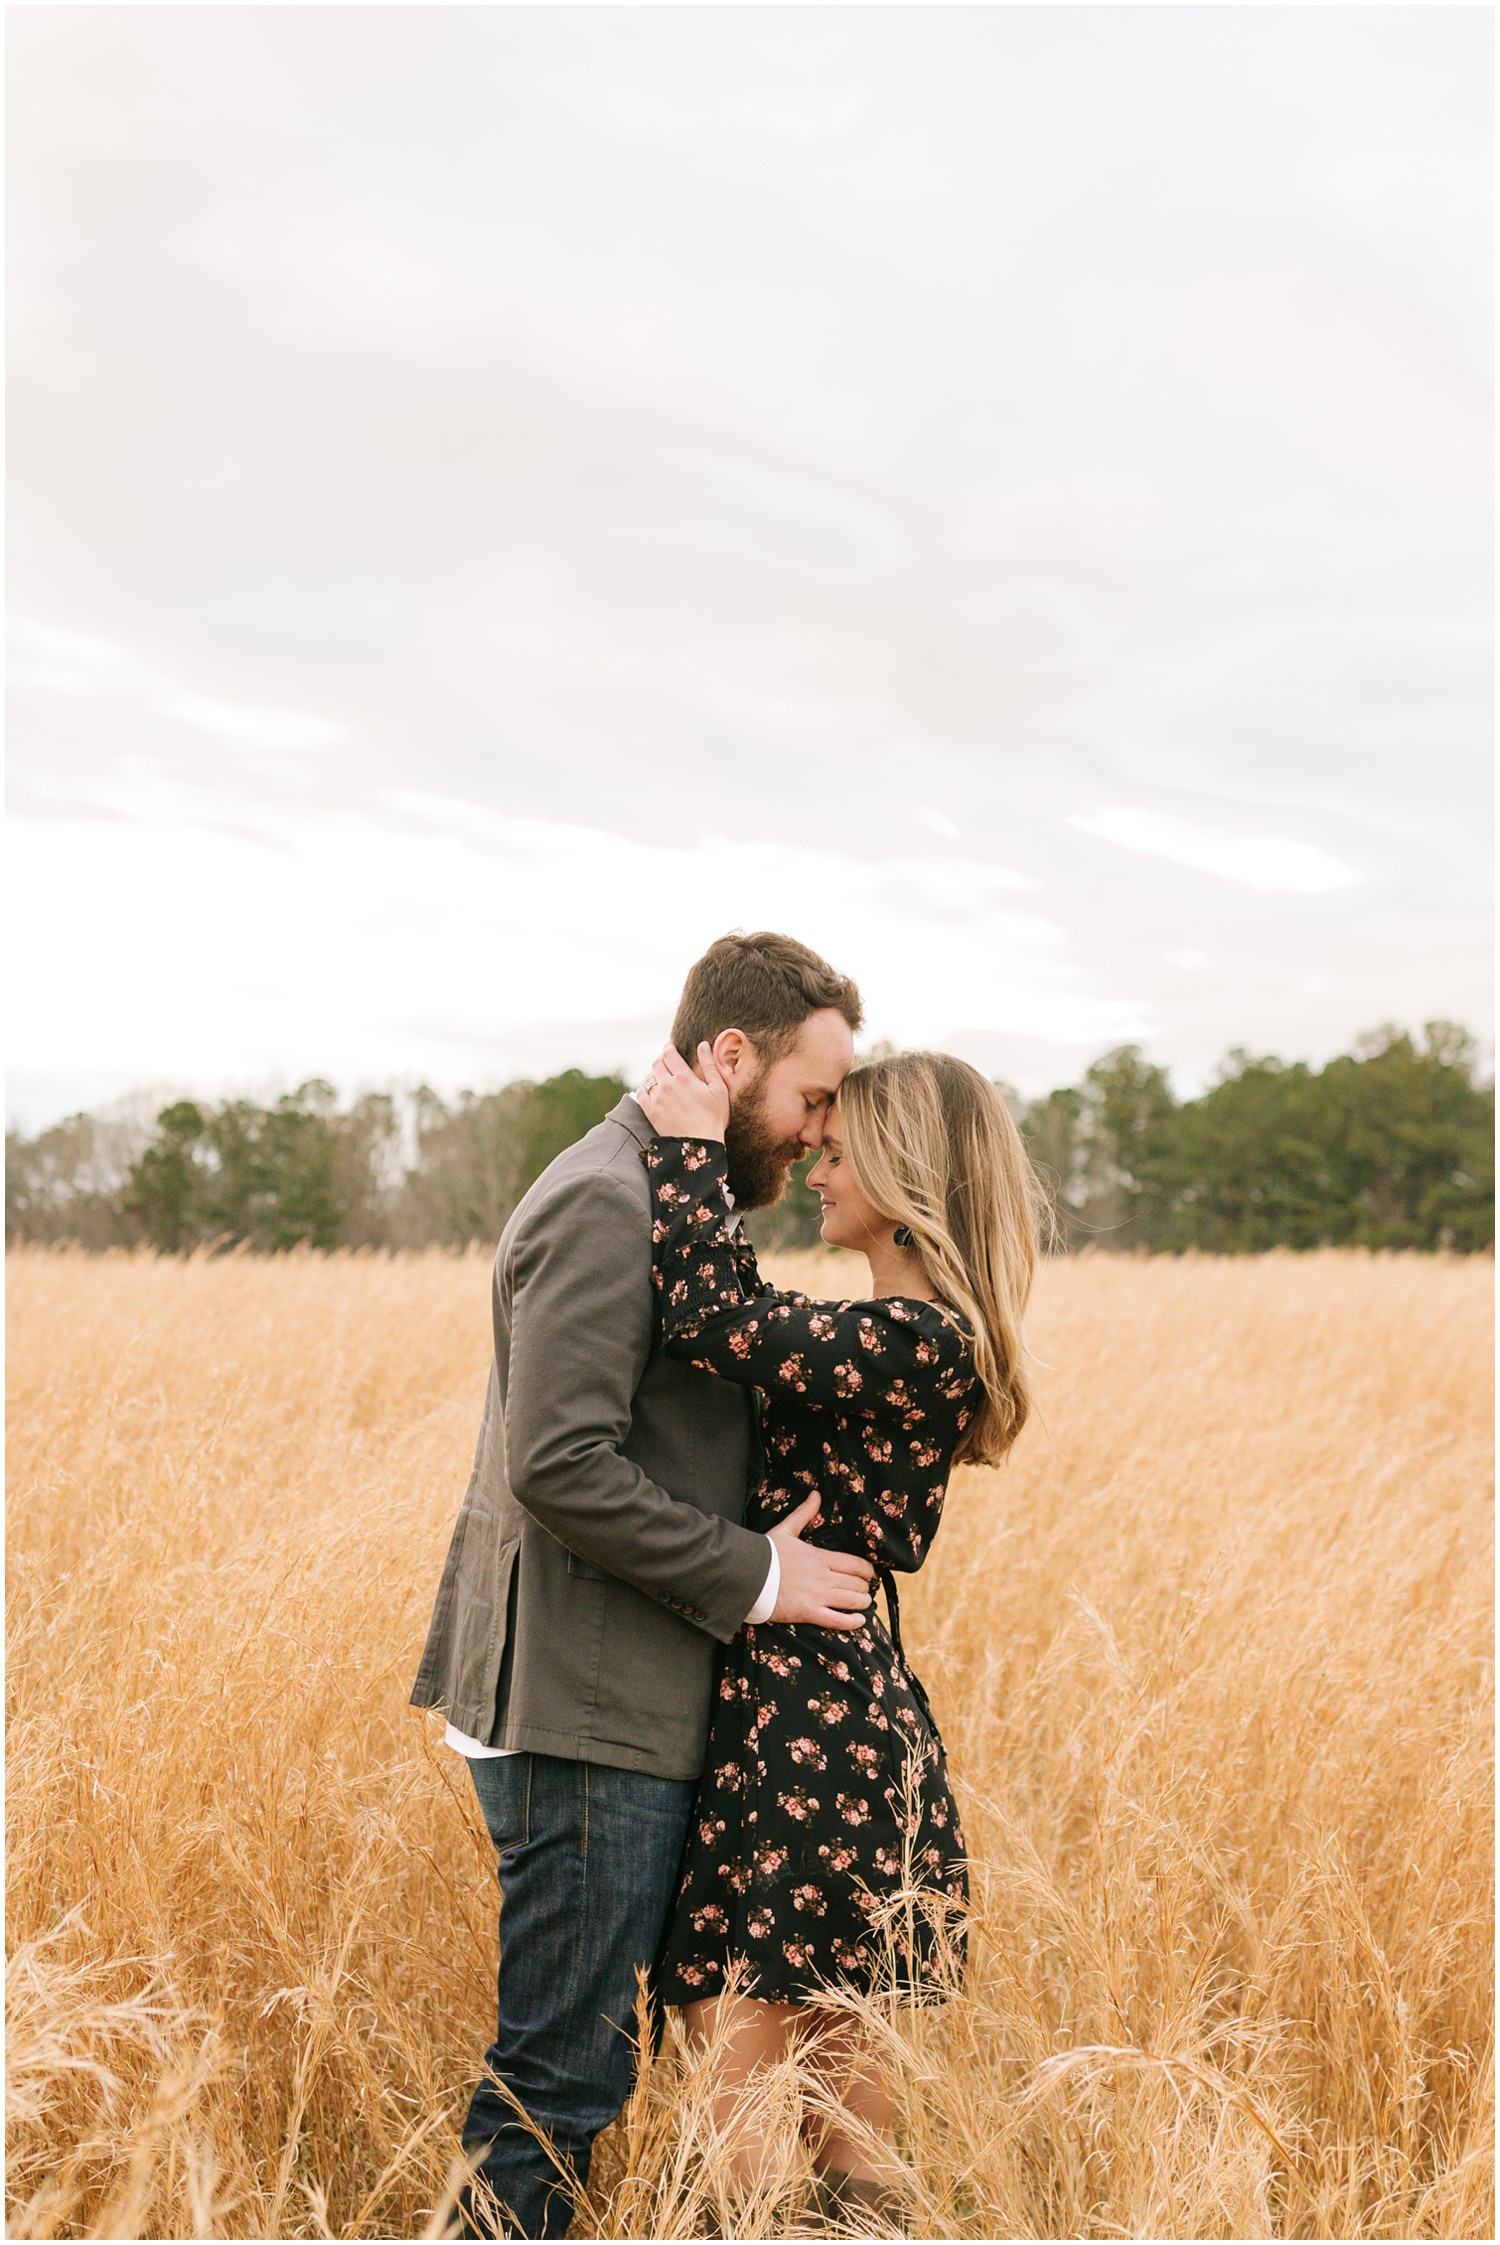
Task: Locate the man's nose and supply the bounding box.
[798,1112,828,1150]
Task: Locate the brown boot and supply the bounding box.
[708,2176,831,2239]
[808,2167,913,2234]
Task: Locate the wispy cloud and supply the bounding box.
[5,7,1489,1122]
[9,615,347,756]
[1072,809,1360,895]
[7,788,1148,1102]
[158,696,345,752]
[9,618,145,696]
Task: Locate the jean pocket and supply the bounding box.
[469,1752,531,1852]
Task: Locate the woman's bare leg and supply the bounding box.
[681,1992,804,2191]
[799,2012,904,2187]
[680,1993,904,2195]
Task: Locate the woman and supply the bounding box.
[636,1042,1042,2224]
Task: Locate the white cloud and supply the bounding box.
[157,695,346,752]
[6,795,1146,1099]
[8,617,146,697]
[1072,809,1360,894]
[8,611,350,758]
[4,9,1489,1120]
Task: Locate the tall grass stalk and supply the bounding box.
[6,1245,1491,2238]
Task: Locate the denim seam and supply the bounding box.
[543,1762,592,2186]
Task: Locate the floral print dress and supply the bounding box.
[645,1135,974,2007]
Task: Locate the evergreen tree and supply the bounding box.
[126,1102,211,1251]
[1319,1023,1494,1250]
[12,1031,1491,1255]
[1079,1046,1177,1247]
[1166,1056,1336,1250]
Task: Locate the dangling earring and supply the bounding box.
[893,1225,914,1248]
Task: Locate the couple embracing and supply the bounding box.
[412,932,1042,2239]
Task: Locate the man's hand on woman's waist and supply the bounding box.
[750,1493,874,1628]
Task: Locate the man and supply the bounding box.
[411,931,873,2240]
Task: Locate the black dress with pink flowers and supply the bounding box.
[645,1135,973,2007]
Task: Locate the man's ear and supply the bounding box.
[709,1028,752,1081]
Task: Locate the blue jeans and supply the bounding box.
[457,1752,696,2240]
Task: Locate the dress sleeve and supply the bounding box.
[644,1136,971,1429]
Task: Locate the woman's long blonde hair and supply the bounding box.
[840,1051,1043,1466]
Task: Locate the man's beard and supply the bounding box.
[724,1079,805,1211]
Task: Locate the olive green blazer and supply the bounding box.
[410,1097,769,1779]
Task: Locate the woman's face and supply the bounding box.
[805,1102,890,1256]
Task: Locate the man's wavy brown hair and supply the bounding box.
[672,931,863,1062]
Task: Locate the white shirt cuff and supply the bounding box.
[745,1539,779,1625]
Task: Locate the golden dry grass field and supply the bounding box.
[6,1245,1493,2241]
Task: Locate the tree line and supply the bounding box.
[6,1023,1492,1256]
[1019,1021,1492,1253]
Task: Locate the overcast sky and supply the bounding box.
[7,4,1493,1131]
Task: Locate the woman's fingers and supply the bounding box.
[645,1040,729,1124]
[700,1042,735,1101]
